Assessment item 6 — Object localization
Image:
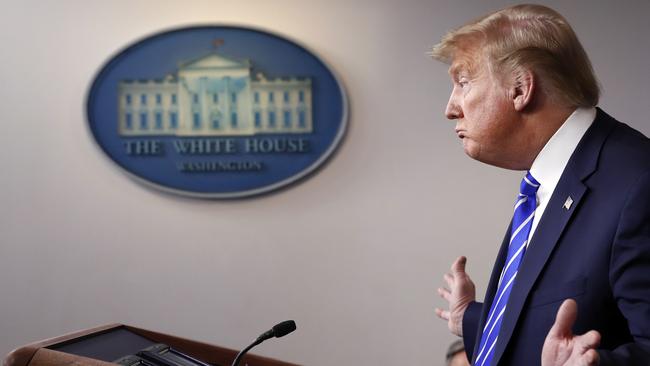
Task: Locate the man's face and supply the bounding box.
[444,52,523,168]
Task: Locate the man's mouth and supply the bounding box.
[455,129,466,138]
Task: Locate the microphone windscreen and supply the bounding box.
[272,320,296,338]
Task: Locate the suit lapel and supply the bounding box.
[489,108,616,365]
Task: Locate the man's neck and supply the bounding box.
[520,106,575,169]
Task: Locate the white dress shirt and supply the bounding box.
[527,107,596,241]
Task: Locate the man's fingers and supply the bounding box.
[582,349,600,366]
[435,307,450,320]
[438,287,451,301]
[548,299,578,339]
[573,348,600,366]
[576,330,601,354]
[451,256,467,274]
[444,272,454,287]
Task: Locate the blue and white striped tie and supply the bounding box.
[474,172,540,366]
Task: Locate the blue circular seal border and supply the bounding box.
[87,25,348,199]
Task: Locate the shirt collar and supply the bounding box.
[529,107,596,188]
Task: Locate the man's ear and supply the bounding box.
[511,69,535,112]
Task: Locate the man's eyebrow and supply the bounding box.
[448,62,470,78]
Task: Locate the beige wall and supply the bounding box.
[1,0,648,365]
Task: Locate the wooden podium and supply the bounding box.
[3,324,300,366]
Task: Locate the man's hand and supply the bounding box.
[435,256,476,336]
[542,299,601,366]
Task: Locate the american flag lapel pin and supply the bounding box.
[563,196,574,210]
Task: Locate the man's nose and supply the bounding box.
[445,95,462,120]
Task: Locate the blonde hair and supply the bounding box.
[431,4,599,107]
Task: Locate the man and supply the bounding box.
[431,4,650,366]
[446,339,471,366]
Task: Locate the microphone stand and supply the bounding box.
[230,320,296,366]
[231,337,263,366]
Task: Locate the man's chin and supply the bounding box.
[466,151,529,171]
[462,141,480,160]
[463,143,508,169]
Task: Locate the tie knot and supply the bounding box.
[520,172,540,197]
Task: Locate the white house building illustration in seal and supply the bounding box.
[118,51,313,136]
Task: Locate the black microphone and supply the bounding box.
[231,320,296,366]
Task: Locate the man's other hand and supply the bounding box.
[542,299,601,366]
[436,256,476,336]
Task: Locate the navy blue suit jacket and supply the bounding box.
[462,109,650,365]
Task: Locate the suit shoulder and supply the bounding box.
[599,113,650,172]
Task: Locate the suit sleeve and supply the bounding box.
[600,170,650,365]
[462,301,483,361]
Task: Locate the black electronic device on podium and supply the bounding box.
[2,324,299,366]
